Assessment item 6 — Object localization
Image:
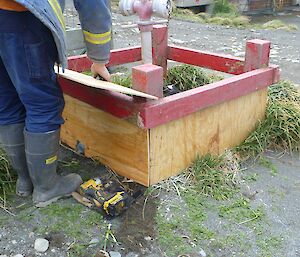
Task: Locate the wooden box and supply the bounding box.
[58,27,279,186]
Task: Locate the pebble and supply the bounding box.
[89,238,100,247]
[0,255,8,257]
[234,51,245,57]
[95,251,110,257]
[125,253,139,257]
[171,38,186,44]
[12,240,17,244]
[199,248,207,257]
[109,251,121,257]
[13,255,24,257]
[34,238,49,253]
[144,236,152,241]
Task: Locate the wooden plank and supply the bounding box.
[152,25,168,74]
[61,95,150,186]
[59,77,141,119]
[218,88,268,152]
[57,69,158,100]
[244,39,270,72]
[149,89,268,185]
[139,67,279,129]
[168,45,245,75]
[68,46,142,72]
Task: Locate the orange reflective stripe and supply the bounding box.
[0,0,27,11]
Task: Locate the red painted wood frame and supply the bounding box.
[59,29,280,129]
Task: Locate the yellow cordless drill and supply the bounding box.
[76,177,135,218]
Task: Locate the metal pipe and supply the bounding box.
[119,0,171,64]
[141,30,152,64]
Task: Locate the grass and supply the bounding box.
[172,4,297,31]
[186,151,239,200]
[18,202,106,257]
[155,78,299,256]
[83,64,223,93]
[218,197,265,223]
[237,80,300,158]
[37,202,104,237]
[165,64,223,91]
[259,156,278,176]
[262,19,298,31]
[82,70,132,88]
[0,149,14,213]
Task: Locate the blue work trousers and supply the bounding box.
[0,10,65,133]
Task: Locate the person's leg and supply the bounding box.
[0,10,82,206]
[0,57,33,197]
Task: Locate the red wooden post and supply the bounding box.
[132,64,164,98]
[244,39,271,72]
[152,25,168,75]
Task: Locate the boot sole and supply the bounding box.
[35,194,72,208]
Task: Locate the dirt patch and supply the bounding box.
[115,196,159,255]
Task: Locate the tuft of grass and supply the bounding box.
[219,197,265,223]
[37,202,103,237]
[186,151,240,200]
[208,16,232,26]
[232,16,251,27]
[111,73,132,88]
[0,149,14,211]
[259,156,278,176]
[82,70,132,88]
[156,214,192,256]
[213,0,239,16]
[237,80,300,157]
[165,64,223,92]
[257,236,283,257]
[262,19,298,31]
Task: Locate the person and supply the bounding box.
[0,0,112,207]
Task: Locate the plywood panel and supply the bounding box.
[61,95,150,186]
[219,88,268,152]
[149,89,268,185]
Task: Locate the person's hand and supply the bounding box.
[91,63,111,82]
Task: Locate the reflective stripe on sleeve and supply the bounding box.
[83,29,111,45]
[48,0,65,30]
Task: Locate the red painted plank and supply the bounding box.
[138,67,279,129]
[168,45,245,75]
[59,77,142,119]
[68,55,92,73]
[244,39,271,72]
[67,47,142,73]
[152,25,168,74]
[108,47,142,67]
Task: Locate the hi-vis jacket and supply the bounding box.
[14,0,112,68]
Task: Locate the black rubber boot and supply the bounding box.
[0,123,33,197]
[24,129,82,207]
